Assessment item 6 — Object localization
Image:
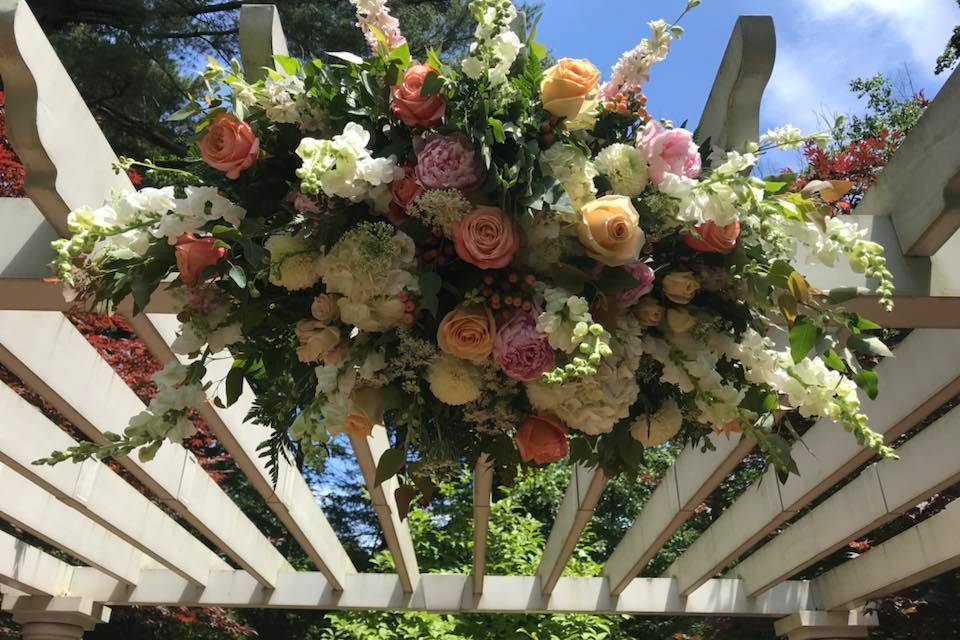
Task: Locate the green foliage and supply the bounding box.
[935,2,960,74]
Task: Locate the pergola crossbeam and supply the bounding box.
[0,529,78,596]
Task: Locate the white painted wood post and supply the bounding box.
[8,597,110,639]
[472,454,494,594]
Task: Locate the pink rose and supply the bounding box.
[638,120,701,186]
[197,113,260,179]
[387,163,423,226]
[452,206,520,270]
[515,414,569,466]
[493,310,555,381]
[614,260,656,307]
[415,134,486,191]
[683,219,741,254]
[175,234,227,287]
[391,64,446,128]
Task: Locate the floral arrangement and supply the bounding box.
[44,0,897,498]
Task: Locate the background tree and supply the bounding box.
[935,0,960,74]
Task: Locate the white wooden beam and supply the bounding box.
[472,454,493,594]
[604,434,755,595]
[0,0,131,236]
[64,568,814,616]
[729,404,960,596]
[535,464,607,595]
[239,4,289,83]
[139,313,355,590]
[774,611,878,640]
[0,529,78,596]
[695,15,776,153]
[348,427,420,593]
[856,64,960,256]
[813,498,960,611]
[664,328,960,596]
[0,462,145,585]
[0,382,230,586]
[0,310,292,588]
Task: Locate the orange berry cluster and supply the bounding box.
[415,230,456,266]
[481,272,538,322]
[604,87,649,121]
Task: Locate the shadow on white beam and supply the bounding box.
[64,569,814,617]
[813,499,960,611]
[729,404,960,596]
[0,529,78,596]
[664,328,960,596]
[472,455,493,594]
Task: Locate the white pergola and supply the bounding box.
[1,2,959,638]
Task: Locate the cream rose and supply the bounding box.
[662,271,700,304]
[577,195,645,266]
[540,58,601,120]
[666,308,696,334]
[633,297,664,327]
[437,304,496,362]
[295,321,342,363]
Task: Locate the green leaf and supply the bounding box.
[596,266,640,292]
[228,264,247,289]
[854,367,880,400]
[488,117,506,144]
[420,71,444,96]
[374,447,406,487]
[386,42,411,67]
[382,385,404,411]
[273,54,301,76]
[847,334,894,358]
[419,271,442,317]
[225,365,245,407]
[167,101,201,122]
[821,349,846,372]
[854,315,882,331]
[394,483,418,521]
[326,51,365,65]
[768,260,795,289]
[553,263,589,294]
[788,316,818,363]
[130,278,152,316]
[740,386,779,413]
[823,287,870,304]
[764,180,789,194]
[138,440,161,463]
[529,40,547,60]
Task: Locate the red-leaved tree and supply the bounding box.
[0,89,26,197]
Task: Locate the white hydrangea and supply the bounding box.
[540,144,598,210]
[296,122,402,202]
[265,234,323,291]
[595,143,649,196]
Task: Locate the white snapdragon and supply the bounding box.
[595,143,649,196]
[759,125,829,150]
[540,143,598,209]
[124,362,205,445]
[536,288,593,353]
[261,72,304,124]
[296,123,403,202]
[462,0,522,88]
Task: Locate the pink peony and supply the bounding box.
[614,260,656,308]
[493,311,555,381]
[415,134,486,191]
[637,120,701,186]
[286,190,321,214]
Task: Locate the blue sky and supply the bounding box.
[535,0,959,172]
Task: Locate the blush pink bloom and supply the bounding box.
[391,64,446,128]
[415,134,486,191]
[175,234,227,287]
[286,190,321,214]
[637,119,701,186]
[515,414,569,466]
[493,310,555,381]
[614,260,656,308]
[452,206,520,270]
[197,113,260,179]
[683,219,741,254]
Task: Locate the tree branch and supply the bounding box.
[157,1,243,18]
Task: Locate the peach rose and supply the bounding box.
[515,414,569,465]
[437,304,496,362]
[295,321,342,363]
[175,234,227,287]
[577,195,645,266]
[683,219,741,254]
[540,58,601,120]
[633,297,664,327]
[452,206,521,270]
[197,113,260,179]
[344,386,384,439]
[388,163,423,226]
[391,64,446,128]
[662,272,700,304]
[666,308,696,334]
[311,294,341,324]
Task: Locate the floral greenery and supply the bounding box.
[42,0,898,503]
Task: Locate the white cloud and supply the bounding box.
[762,0,958,135]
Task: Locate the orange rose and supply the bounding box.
[452,206,521,270]
[577,195,645,266]
[437,304,495,362]
[175,234,227,287]
[683,219,741,254]
[344,386,384,439]
[391,64,447,128]
[515,414,569,465]
[540,58,601,120]
[197,113,259,179]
